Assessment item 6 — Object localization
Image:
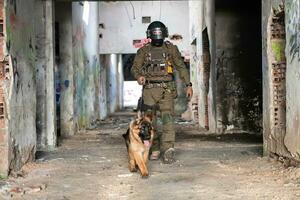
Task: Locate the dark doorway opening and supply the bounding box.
[122,54,136,81]
[202,28,210,130]
[215,0,262,133]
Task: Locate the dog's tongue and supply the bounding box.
[144,140,150,147]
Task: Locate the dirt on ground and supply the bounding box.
[1,111,300,200]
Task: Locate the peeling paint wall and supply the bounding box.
[188,0,202,123]
[4,0,41,174]
[56,2,75,137]
[0,0,9,177]
[262,0,300,160]
[189,0,217,132]
[72,2,102,129]
[283,0,300,159]
[117,54,124,110]
[36,1,56,150]
[100,54,123,115]
[99,57,107,120]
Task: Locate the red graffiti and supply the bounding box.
[73,24,86,47]
[133,38,151,48]
[9,13,18,28]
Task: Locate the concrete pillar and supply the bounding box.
[56,2,75,137]
[44,0,57,148]
[35,0,47,150]
[99,55,108,119]
[106,54,118,114]
[117,54,124,110]
[206,0,217,133]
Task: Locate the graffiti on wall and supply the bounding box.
[287,0,300,62]
[133,38,151,48]
[73,24,86,47]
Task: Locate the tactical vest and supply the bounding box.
[141,45,174,82]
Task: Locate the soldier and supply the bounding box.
[131,21,193,164]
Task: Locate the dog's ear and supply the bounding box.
[137,111,143,120]
[129,119,138,130]
[129,120,135,130]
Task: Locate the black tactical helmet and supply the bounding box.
[146,21,168,47]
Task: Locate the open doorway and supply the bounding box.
[122,54,142,108]
[215,0,262,133]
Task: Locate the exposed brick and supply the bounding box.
[0,145,8,177]
[0,129,6,144]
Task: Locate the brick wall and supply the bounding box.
[0,0,9,177]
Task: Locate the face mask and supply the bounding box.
[151,39,164,47]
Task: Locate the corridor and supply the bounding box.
[0,0,300,199]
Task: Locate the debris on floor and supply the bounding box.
[0,112,299,199]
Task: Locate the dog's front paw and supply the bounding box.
[130,167,138,172]
[129,165,138,172]
[141,172,149,179]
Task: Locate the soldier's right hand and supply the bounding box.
[137,76,146,85]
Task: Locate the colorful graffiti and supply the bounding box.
[133,38,151,48]
[73,24,86,47]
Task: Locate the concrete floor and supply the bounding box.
[1,112,300,200]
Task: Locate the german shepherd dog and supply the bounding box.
[123,112,154,178]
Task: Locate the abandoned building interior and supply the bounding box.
[0,0,300,199]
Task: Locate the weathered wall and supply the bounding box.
[215,0,262,133]
[0,0,9,177]
[262,0,286,156]
[56,2,75,137]
[106,54,118,114]
[262,0,300,160]
[99,56,107,120]
[117,54,124,110]
[189,0,217,132]
[99,1,190,55]
[188,1,202,123]
[72,2,102,129]
[283,0,300,159]
[36,1,56,151]
[3,0,43,174]
[100,54,123,115]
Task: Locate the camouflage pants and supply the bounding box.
[143,87,175,152]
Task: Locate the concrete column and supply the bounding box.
[56,2,75,137]
[99,55,108,119]
[44,0,57,148]
[106,54,118,114]
[206,0,217,133]
[35,0,47,150]
[117,54,124,110]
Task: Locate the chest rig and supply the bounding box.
[142,45,174,82]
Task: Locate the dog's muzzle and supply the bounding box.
[140,121,152,147]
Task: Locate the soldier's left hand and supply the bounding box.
[186,86,193,99]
